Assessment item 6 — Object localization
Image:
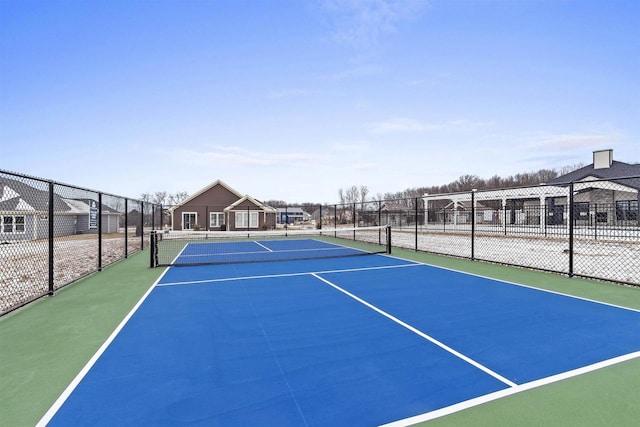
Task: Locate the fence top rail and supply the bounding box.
[423,185,569,202]
[422,174,640,202]
[0,168,152,205]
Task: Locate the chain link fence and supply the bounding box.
[5,170,636,316]
[310,176,639,287]
[0,170,162,315]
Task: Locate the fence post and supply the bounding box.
[48,181,55,296]
[503,201,507,236]
[140,201,144,250]
[353,203,356,240]
[353,203,356,227]
[637,191,640,227]
[594,203,598,241]
[319,204,322,229]
[471,189,476,261]
[124,199,128,258]
[98,192,103,272]
[568,183,574,277]
[415,197,418,251]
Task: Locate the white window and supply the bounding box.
[2,215,25,233]
[235,211,259,228]
[182,212,197,230]
[210,212,225,227]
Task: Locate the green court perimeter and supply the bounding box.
[1,249,639,426]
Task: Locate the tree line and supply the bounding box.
[337,163,587,207]
[140,162,588,210]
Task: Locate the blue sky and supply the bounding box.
[1,0,638,204]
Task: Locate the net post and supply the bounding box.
[386,225,392,254]
[149,231,156,268]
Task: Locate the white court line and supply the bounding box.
[253,240,274,252]
[178,245,356,259]
[36,266,173,427]
[381,351,640,426]
[385,254,640,313]
[310,273,518,388]
[156,261,421,287]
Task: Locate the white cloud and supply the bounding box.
[330,140,372,152]
[527,133,618,151]
[320,0,427,49]
[352,162,377,170]
[173,146,317,167]
[368,117,493,134]
[368,117,426,133]
[320,64,381,81]
[265,88,319,99]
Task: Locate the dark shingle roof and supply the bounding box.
[0,177,121,214]
[547,161,640,190]
[0,177,68,211]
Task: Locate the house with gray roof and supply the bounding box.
[422,149,639,228]
[545,149,639,226]
[0,176,121,242]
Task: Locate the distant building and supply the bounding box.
[276,207,311,224]
[169,180,277,231]
[0,176,120,242]
[423,149,640,227]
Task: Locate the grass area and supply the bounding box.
[0,251,163,427]
[1,246,638,426]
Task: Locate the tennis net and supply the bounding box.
[150,225,391,267]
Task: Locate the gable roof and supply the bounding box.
[225,195,277,213]
[170,179,243,212]
[1,178,66,212]
[547,161,640,190]
[381,202,410,211]
[0,178,121,214]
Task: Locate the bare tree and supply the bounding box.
[153,191,167,205]
[167,191,188,206]
[558,163,585,176]
[359,185,369,204]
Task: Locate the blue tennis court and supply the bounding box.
[40,238,640,426]
[175,238,373,265]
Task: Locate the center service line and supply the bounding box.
[310,273,518,388]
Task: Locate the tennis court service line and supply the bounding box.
[385,254,640,313]
[310,273,518,388]
[252,240,274,252]
[156,262,422,287]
